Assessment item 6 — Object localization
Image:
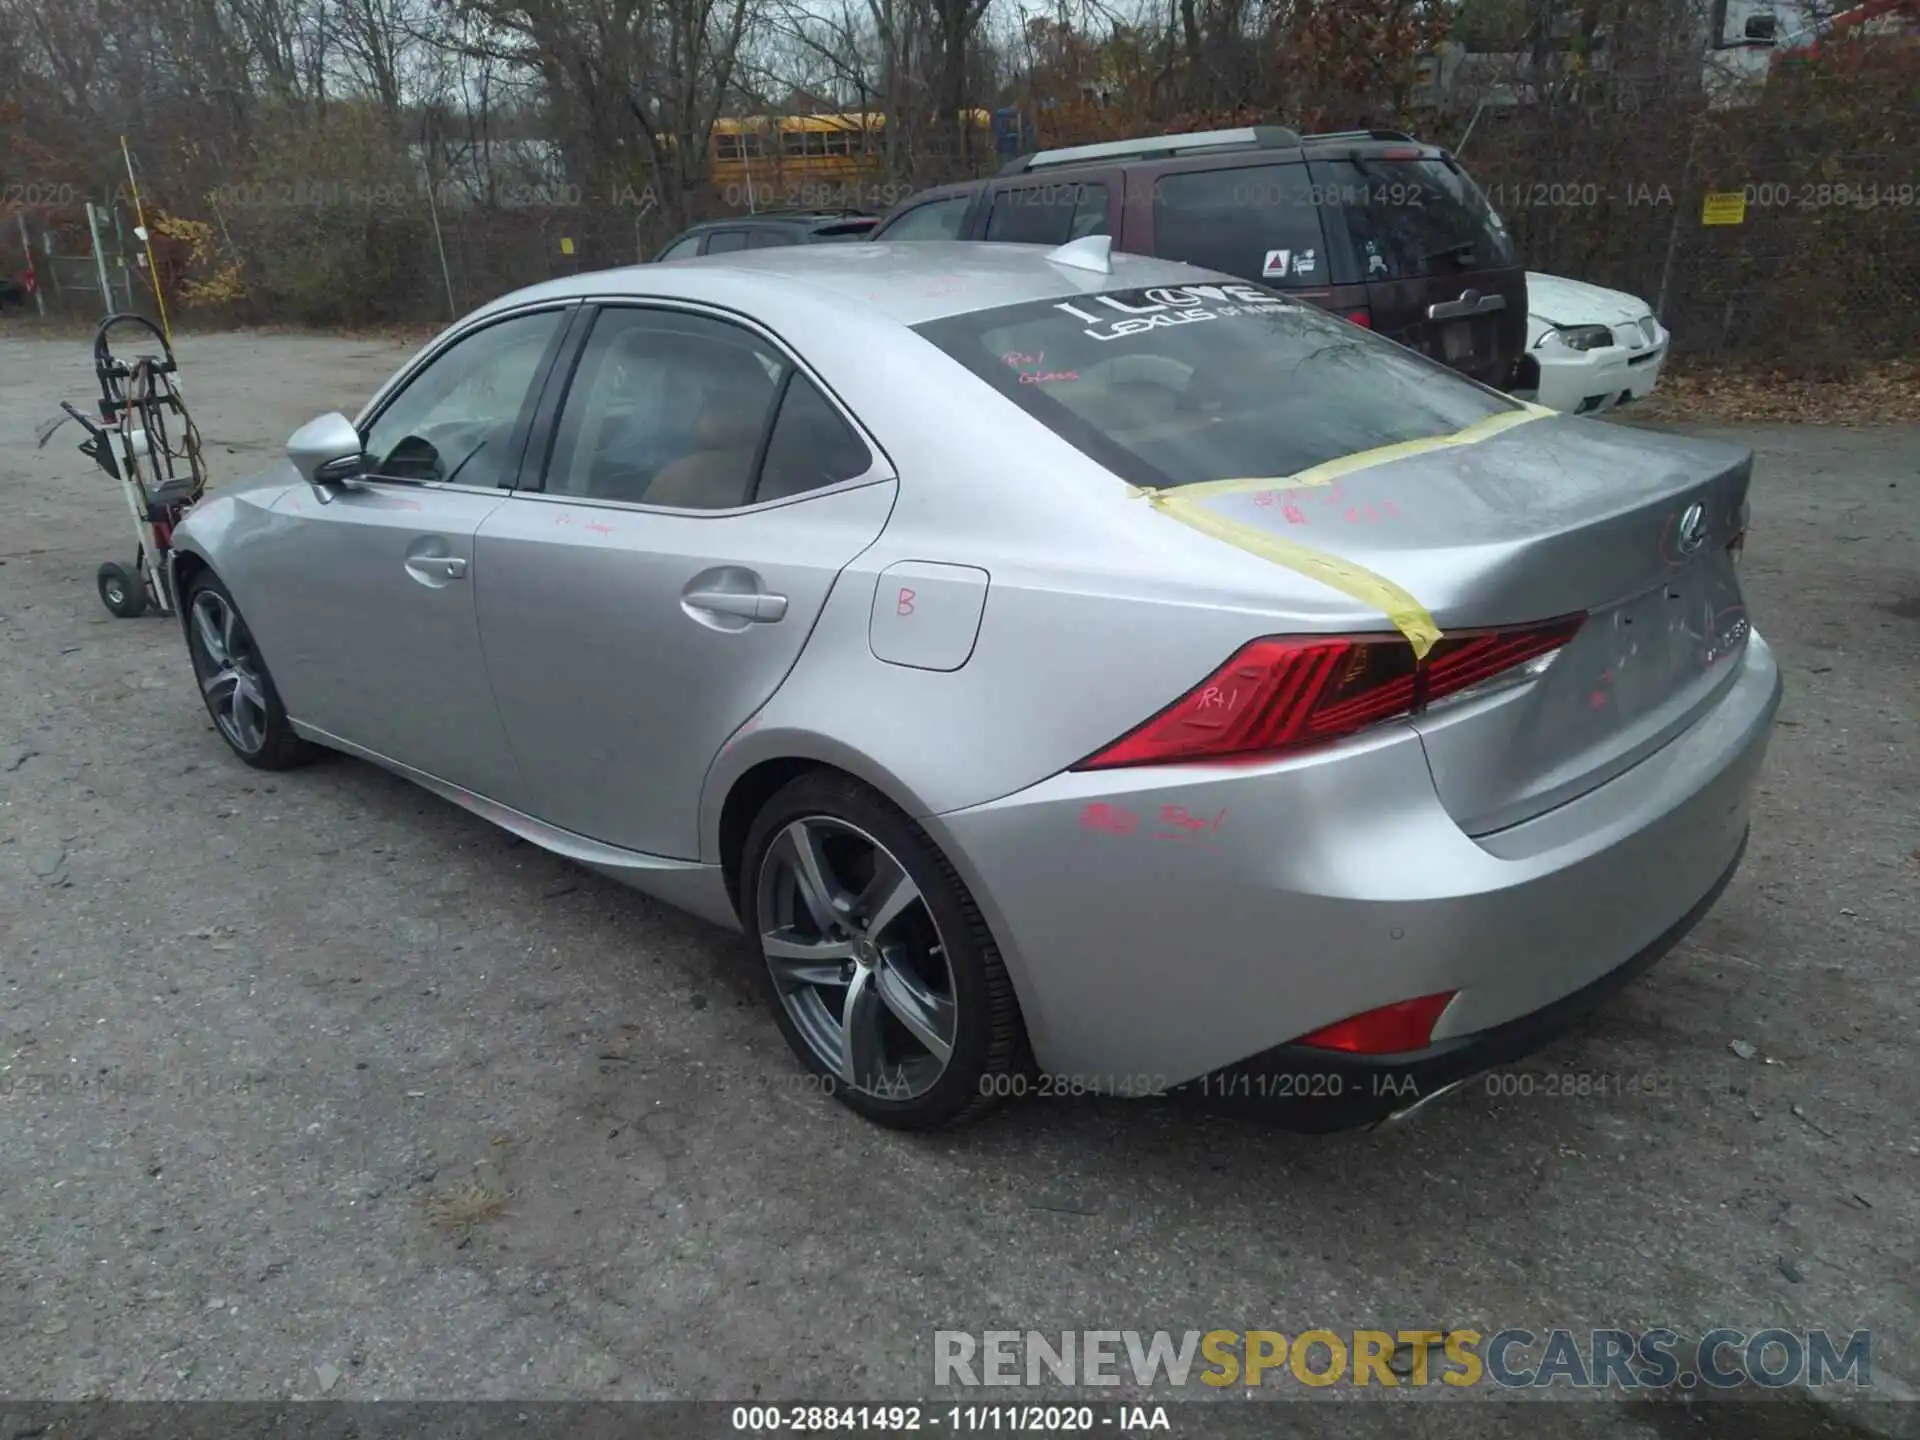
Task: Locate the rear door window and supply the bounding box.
[1313,156,1516,280]
[1151,164,1330,287]
[703,230,751,255]
[745,229,796,248]
[754,374,874,503]
[984,183,1108,245]
[914,284,1516,491]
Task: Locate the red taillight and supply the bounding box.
[1292,991,1457,1054]
[1344,308,1373,328]
[1420,621,1584,701]
[1072,617,1583,770]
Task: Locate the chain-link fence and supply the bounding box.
[7,57,1914,372]
[1454,61,1920,369]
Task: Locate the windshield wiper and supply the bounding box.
[1419,239,1479,267]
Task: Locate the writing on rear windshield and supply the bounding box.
[1052,284,1289,343]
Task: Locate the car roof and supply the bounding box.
[478,240,1245,328]
[992,131,1444,180]
[879,133,1446,214]
[686,211,875,231]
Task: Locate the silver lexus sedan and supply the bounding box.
[169,240,1782,1132]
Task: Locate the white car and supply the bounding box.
[1515,272,1669,416]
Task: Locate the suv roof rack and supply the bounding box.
[1301,128,1423,145]
[715,206,875,221]
[997,125,1304,175]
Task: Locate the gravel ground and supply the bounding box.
[0,329,1914,1434]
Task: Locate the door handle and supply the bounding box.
[409,555,467,579]
[1427,290,1507,321]
[685,589,787,623]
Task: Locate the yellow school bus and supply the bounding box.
[706,111,995,197]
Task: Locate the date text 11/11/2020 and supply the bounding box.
[732,1405,1173,1432]
[1180,1070,1677,1101]
[965,1070,1681,1102]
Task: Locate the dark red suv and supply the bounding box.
[869,127,1524,388]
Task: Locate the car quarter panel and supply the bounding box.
[923,632,1780,1083]
[698,289,1416,829]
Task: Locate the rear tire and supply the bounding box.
[184,573,316,771]
[98,561,148,618]
[741,771,1024,1130]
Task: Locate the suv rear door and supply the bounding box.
[1308,151,1523,388]
[1121,158,1359,317]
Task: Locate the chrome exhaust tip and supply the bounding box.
[1372,1074,1474,1133]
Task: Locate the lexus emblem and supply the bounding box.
[1677,502,1710,555]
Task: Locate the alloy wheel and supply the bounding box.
[755,815,958,1100]
[189,589,270,755]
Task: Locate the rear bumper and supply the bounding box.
[1175,828,1745,1130]
[928,632,1781,1094]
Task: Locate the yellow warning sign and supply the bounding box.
[1701,192,1747,226]
[559,236,576,255]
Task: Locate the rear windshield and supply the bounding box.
[1317,156,1517,280]
[914,282,1518,490]
[984,183,1110,246]
[1152,164,1330,288]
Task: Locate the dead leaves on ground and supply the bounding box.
[423,1176,513,1234]
[1637,360,1920,425]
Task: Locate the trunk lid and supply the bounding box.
[1185,416,1755,834]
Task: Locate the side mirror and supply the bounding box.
[287,412,367,489]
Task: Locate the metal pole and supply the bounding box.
[422,161,459,322]
[1454,98,1487,157]
[1654,119,1704,324]
[418,118,459,322]
[120,137,174,344]
[86,203,115,318]
[16,213,45,316]
[110,205,135,310]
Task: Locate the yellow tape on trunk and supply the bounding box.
[1144,489,1443,659]
[1130,405,1556,659]
[1170,404,1557,503]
